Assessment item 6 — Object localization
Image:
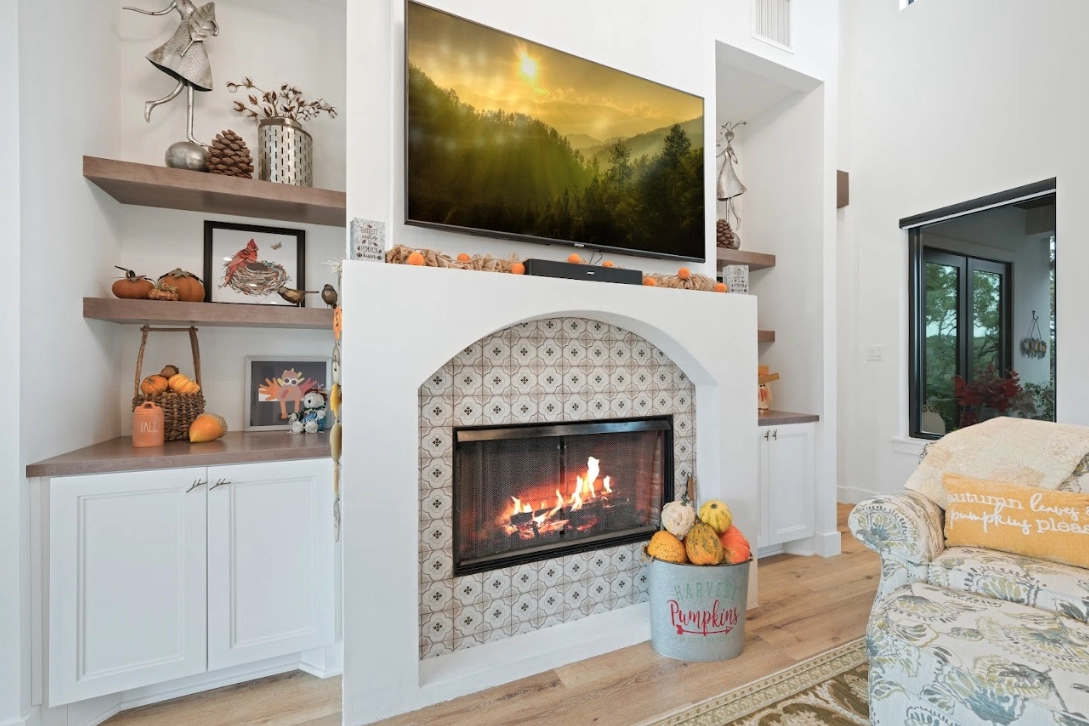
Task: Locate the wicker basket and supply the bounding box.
[131,325,206,441]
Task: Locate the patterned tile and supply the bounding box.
[674,413,694,437]
[419,427,452,459]
[481,396,511,425]
[632,394,654,416]
[538,559,564,588]
[563,393,590,421]
[610,547,634,571]
[420,640,452,660]
[562,552,590,582]
[562,318,587,338]
[510,395,537,424]
[562,605,586,623]
[452,574,483,606]
[675,460,695,489]
[653,368,674,391]
[610,340,632,366]
[538,586,564,617]
[482,569,513,599]
[454,631,485,652]
[610,571,633,599]
[673,367,691,389]
[652,346,670,365]
[511,367,538,395]
[562,340,587,367]
[481,335,511,366]
[482,367,513,396]
[482,597,512,632]
[587,551,611,577]
[484,626,510,644]
[585,575,611,605]
[610,394,634,418]
[672,390,693,413]
[508,321,537,339]
[537,318,564,338]
[452,396,484,426]
[452,366,483,397]
[630,342,653,367]
[563,581,587,611]
[422,365,453,397]
[562,367,587,396]
[452,605,485,638]
[420,396,453,428]
[511,563,539,594]
[583,599,611,617]
[420,488,451,521]
[420,610,453,645]
[587,393,612,419]
[421,550,453,583]
[586,320,610,339]
[537,394,564,422]
[538,613,563,630]
[586,342,610,365]
[537,366,563,394]
[419,458,452,490]
[585,365,610,393]
[420,580,453,613]
[674,438,694,462]
[453,342,482,367]
[420,520,452,552]
[513,619,537,636]
[652,392,673,415]
[609,367,632,393]
[631,367,655,392]
[511,591,538,624]
[537,340,564,367]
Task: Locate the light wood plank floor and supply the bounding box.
[105,504,876,726]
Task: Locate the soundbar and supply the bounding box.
[523,258,642,285]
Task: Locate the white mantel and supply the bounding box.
[339,261,758,724]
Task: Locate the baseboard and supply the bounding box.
[812,530,842,558]
[1,708,39,726]
[756,544,783,559]
[837,485,877,504]
[118,653,310,711]
[299,644,344,679]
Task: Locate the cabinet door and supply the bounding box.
[48,468,208,706]
[757,430,772,549]
[207,459,334,670]
[765,425,815,545]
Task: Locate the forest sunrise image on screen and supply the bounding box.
[405,2,705,261]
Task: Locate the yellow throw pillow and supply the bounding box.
[944,473,1089,570]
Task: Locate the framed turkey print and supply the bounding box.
[245,356,331,430]
[204,221,306,306]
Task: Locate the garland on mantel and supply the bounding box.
[385,243,728,293]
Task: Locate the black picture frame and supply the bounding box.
[203,221,306,306]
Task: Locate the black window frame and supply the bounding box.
[902,178,1056,440]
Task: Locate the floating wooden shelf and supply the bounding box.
[83,156,347,227]
[27,431,330,478]
[758,330,776,343]
[84,298,333,330]
[716,248,777,271]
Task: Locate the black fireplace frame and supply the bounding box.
[452,416,674,576]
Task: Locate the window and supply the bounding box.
[918,249,1011,434]
[903,183,1057,439]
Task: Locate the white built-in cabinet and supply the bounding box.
[47,459,334,707]
[757,423,815,549]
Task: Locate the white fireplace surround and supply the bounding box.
[340,262,758,724]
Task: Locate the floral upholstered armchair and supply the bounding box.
[849,419,1089,726]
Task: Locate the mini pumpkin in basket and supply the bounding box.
[132,326,206,441]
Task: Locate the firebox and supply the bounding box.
[452,417,673,575]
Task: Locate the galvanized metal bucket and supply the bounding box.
[258,117,314,187]
[646,554,751,662]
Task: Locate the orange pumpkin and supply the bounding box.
[188,413,227,443]
[714,282,727,293]
[510,262,525,275]
[602,260,615,268]
[685,522,724,565]
[643,277,657,286]
[457,253,471,262]
[677,267,691,280]
[567,253,582,264]
[646,531,687,564]
[139,374,169,396]
[159,269,205,303]
[112,267,155,299]
[167,373,201,395]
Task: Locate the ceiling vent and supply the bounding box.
[753,0,793,52]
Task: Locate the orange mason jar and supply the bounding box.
[132,401,165,448]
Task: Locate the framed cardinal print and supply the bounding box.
[204,221,306,306]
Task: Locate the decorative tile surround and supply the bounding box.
[418,317,696,659]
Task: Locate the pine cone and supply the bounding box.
[207,130,254,179]
[716,218,739,249]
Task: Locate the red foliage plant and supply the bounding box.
[953,363,1022,427]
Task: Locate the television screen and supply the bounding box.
[405,2,706,262]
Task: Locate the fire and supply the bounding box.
[496,456,619,537]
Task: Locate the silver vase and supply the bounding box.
[258,117,314,187]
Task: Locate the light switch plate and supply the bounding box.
[866,345,885,362]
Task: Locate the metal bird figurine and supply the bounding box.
[277,286,319,307]
[321,284,338,308]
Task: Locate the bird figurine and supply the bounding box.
[276,286,319,307]
[321,284,338,308]
[224,239,258,286]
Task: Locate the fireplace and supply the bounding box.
[452,416,673,575]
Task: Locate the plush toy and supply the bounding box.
[289,389,328,434]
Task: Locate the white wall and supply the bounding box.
[838,0,1085,500]
[1,0,22,722]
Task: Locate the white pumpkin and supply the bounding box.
[661,497,696,538]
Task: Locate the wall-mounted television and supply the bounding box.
[405,1,706,262]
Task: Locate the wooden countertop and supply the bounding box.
[758,410,820,426]
[27,431,331,478]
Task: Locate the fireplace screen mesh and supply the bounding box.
[453,417,672,574]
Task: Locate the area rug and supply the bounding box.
[645,638,870,725]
